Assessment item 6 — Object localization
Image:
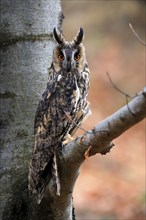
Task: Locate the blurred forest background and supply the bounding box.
[62,1,145,220]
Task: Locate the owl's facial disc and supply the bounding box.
[60,46,82,72]
[53,43,85,73]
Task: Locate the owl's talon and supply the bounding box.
[63,134,75,145]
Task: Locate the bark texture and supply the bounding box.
[0,1,63,219]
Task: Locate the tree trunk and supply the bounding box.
[0,1,63,219]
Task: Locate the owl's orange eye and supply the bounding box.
[74,53,81,61]
[58,54,64,61]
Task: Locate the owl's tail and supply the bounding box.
[28,152,60,204]
[52,152,61,196]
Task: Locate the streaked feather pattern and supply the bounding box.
[28,27,90,204]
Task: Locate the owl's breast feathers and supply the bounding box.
[29,64,90,203]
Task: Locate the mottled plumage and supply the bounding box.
[28,27,90,204]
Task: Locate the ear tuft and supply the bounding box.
[53,28,65,45]
[74,27,84,45]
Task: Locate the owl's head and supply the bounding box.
[52,27,86,73]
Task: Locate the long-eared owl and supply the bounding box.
[28,27,90,204]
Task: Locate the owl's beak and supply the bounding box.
[67,61,71,72]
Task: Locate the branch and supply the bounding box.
[62,87,146,164]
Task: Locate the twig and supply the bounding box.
[106,72,137,115]
[129,23,146,46]
[106,72,135,98]
[63,110,88,133]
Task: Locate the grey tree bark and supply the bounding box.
[0,1,63,219]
